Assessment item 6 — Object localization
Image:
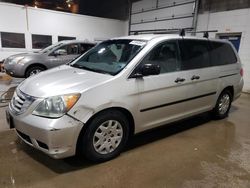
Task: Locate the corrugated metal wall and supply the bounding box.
[129,0,198,34]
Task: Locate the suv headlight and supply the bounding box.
[33,94,80,118]
[8,56,25,64]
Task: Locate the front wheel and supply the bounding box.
[212,90,232,119]
[25,66,45,78]
[79,110,129,162]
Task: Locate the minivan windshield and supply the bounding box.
[39,42,63,53]
[70,39,146,75]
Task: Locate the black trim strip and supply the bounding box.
[140,92,217,112]
[219,73,238,78]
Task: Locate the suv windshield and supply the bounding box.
[70,39,146,75]
[39,42,63,53]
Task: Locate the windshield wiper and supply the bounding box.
[71,64,112,75]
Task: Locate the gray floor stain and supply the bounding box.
[183,138,250,188]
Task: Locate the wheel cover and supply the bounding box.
[93,120,123,155]
[218,93,230,115]
[29,69,42,76]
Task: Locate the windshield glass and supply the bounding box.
[70,39,146,75]
[39,42,63,53]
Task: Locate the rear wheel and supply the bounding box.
[79,110,129,162]
[212,90,232,119]
[25,66,45,78]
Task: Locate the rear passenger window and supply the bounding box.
[140,40,181,74]
[179,40,210,70]
[210,42,237,65]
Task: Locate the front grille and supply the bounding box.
[10,89,35,115]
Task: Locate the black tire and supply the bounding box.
[212,90,232,119]
[25,66,45,78]
[79,110,129,162]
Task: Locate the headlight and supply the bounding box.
[8,57,25,64]
[32,94,80,118]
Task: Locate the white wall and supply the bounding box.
[197,9,250,92]
[0,3,128,61]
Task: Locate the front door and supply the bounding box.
[135,40,195,132]
[47,43,80,68]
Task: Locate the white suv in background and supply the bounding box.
[6,34,243,162]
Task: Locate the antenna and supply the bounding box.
[203,31,209,38]
[179,29,185,37]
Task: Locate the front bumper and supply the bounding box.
[6,109,84,159]
[3,62,25,78]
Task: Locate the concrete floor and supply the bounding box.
[0,73,250,187]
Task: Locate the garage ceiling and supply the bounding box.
[1,0,250,20]
[0,0,140,20]
[79,0,131,20]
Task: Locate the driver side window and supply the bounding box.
[140,40,181,74]
[55,43,79,55]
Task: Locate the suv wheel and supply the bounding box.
[79,110,129,162]
[213,90,232,119]
[25,66,45,78]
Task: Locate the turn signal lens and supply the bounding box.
[63,94,80,111]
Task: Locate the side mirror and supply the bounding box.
[142,64,161,76]
[131,64,161,78]
[54,49,67,56]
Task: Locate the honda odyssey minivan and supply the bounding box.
[6,34,243,162]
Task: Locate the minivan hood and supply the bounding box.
[18,65,112,98]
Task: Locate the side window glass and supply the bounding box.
[66,44,79,55]
[179,40,210,70]
[140,40,180,74]
[79,44,94,54]
[55,43,79,55]
[210,42,237,65]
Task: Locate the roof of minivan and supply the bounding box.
[59,40,95,44]
[114,34,220,42]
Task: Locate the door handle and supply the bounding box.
[175,77,186,83]
[191,75,200,80]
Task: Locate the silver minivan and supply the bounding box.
[6,34,243,162]
[3,40,95,78]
